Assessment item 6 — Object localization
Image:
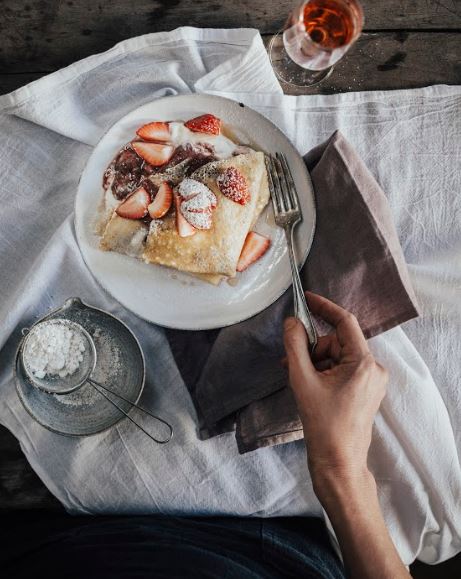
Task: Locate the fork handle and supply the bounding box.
[285,226,318,352]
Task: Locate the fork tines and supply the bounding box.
[265,153,301,217]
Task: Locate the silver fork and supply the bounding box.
[265,153,317,352]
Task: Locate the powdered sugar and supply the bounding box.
[149,218,165,234]
[181,207,212,230]
[54,324,122,408]
[178,178,216,230]
[23,321,86,380]
[178,178,213,201]
[181,191,212,212]
[54,383,100,407]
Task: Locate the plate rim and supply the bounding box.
[74,93,316,330]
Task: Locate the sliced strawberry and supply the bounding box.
[237,232,271,272]
[148,181,173,219]
[132,141,174,167]
[178,178,217,209]
[205,189,217,209]
[181,206,212,230]
[184,114,221,135]
[180,191,212,213]
[136,122,170,143]
[175,193,196,238]
[217,166,250,205]
[178,178,204,201]
[115,186,150,220]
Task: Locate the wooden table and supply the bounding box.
[0,0,460,573]
[0,0,460,95]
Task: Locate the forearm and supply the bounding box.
[313,467,411,579]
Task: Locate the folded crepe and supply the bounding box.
[142,151,269,278]
[98,158,193,239]
[99,151,270,284]
[99,215,148,257]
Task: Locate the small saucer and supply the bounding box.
[15,298,145,437]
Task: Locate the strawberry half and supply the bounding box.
[175,193,196,238]
[236,232,271,272]
[217,166,250,205]
[184,114,221,135]
[181,206,212,230]
[148,181,173,219]
[136,122,170,143]
[115,186,151,220]
[205,189,217,209]
[178,178,217,208]
[180,190,214,213]
[132,141,174,167]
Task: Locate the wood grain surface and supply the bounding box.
[266,31,461,94]
[1,30,460,94]
[0,0,460,91]
[0,427,62,510]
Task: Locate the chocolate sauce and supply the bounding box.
[103,141,217,203]
[102,167,113,191]
[103,145,145,200]
[141,179,158,199]
[164,142,216,175]
[116,147,141,172]
[141,163,156,178]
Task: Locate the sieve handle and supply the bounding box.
[87,378,173,444]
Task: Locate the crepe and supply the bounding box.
[99,214,148,257]
[191,168,270,285]
[143,152,267,277]
[99,151,270,284]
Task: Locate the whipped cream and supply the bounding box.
[169,122,236,159]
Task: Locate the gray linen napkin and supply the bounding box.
[166,131,419,453]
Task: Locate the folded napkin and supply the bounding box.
[166,130,420,453]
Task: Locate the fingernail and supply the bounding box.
[284,318,298,331]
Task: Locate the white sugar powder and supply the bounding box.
[181,209,212,230]
[178,179,216,230]
[181,191,212,212]
[24,321,86,379]
[54,382,100,407]
[54,326,121,408]
[178,178,213,201]
[149,218,165,235]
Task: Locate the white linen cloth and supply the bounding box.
[0,27,460,566]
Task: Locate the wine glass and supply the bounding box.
[269,0,364,88]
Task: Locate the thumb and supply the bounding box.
[283,318,316,389]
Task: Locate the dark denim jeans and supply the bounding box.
[1,514,345,578]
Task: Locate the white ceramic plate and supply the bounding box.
[75,94,315,330]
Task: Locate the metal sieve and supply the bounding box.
[20,318,172,444]
[21,319,97,395]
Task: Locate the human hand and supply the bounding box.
[283,292,388,486]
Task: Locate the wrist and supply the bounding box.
[311,463,376,508]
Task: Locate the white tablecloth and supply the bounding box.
[0,28,460,565]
